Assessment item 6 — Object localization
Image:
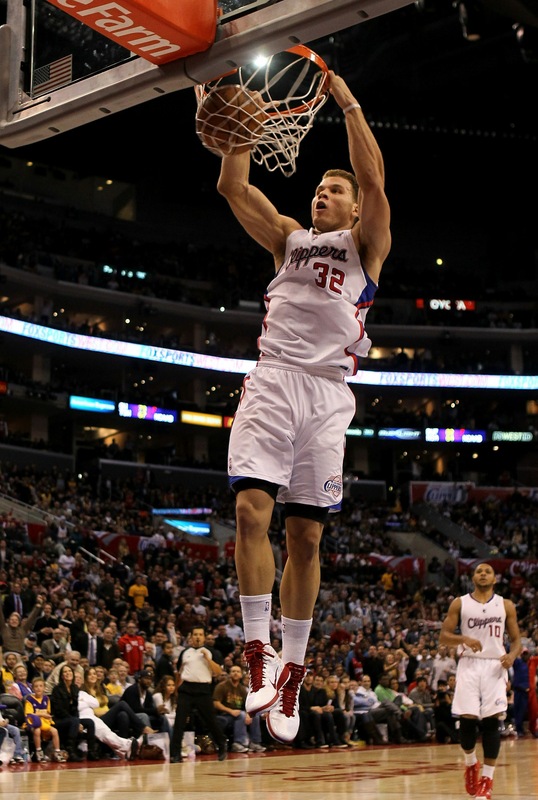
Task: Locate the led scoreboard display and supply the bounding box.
[425,428,487,443]
[118,402,177,423]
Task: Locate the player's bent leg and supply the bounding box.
[481,715,502,762]
[234,481,278,595]
[234,479,285,716]
[280,510,325,619]
[268,508,324,743]
[460,716,481,796]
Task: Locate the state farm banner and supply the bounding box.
[46,0,218,65]
[409,481,538,506]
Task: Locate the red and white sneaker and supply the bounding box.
[465,761,481,796]
[474,776,493,800]
[266,662,306,743]
[244,640,290,715]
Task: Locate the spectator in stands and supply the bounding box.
[58,547,76,578]
[511,648,531,737]
[96,625,121,670]
[433,689,460,744]
[405,644,421,685]
[106,661,131,692]
[213,625,235,660]
[225,615,245,644]
[0,593,44,656]
[45,651,84,693]
[27,652,48,682]
[78,667,139,759]
[298,672,347,748]
[41,627,69,664]
[0,704,27,764]
[102,666,122,697]
[24,677,66,763]
[69,607,90,654]
[381,651,400,682]
[155,639,177,682]
[350,676,388,745]
[388,676,428,742]
[408,675,436,734]
[120,669,168,736]
[128,574,149,610]
[107,586,130,624]
[33,601,60,646]
[431,643,458,690]
[213,664,266,753]
[8,662,33,701]
[3,580,27,617]
[118,621,145,675]
[83,619,101,668]
[362,644,385,688]
[50,663,98,762]
[153,675,178,734]
[323,673,355,745]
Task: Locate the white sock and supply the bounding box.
[482,765,495,780]
[281,616,312,666]
[240,594,272,643]
[464,751,477,766]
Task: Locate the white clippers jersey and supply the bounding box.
[458,593,507,659]
[259,228,377,377]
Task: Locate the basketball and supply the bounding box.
[195,84,268,157]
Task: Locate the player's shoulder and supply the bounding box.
[501,595,516,612]
[444,595,463,617]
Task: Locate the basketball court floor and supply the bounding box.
[3,738,536,800]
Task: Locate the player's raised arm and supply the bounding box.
[328,71,391,284]
[217,150,298,267]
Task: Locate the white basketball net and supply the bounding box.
[195,46,329,177]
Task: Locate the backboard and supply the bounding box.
[0,0,413,148]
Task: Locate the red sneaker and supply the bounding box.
[475,776,493,800]
[464,761,481,796]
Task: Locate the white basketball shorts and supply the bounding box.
[228,363,356,509]
[452,657,508,719]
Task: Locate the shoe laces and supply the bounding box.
[277,663,305,718]
[244,640,275,691]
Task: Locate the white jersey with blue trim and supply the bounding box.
[258,227,377,377]
[457,592,507,659]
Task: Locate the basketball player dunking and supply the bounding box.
[214,70,391,744]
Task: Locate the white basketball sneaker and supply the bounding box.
[243,640,290,715]
[266,662,306,743]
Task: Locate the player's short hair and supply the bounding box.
[322,169,359,200]
[472,562,494,575]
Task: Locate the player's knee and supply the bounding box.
[233,478,278,533]
[459,716,478,750]
[481,716,501,760]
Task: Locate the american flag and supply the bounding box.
[33,54,73,94]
